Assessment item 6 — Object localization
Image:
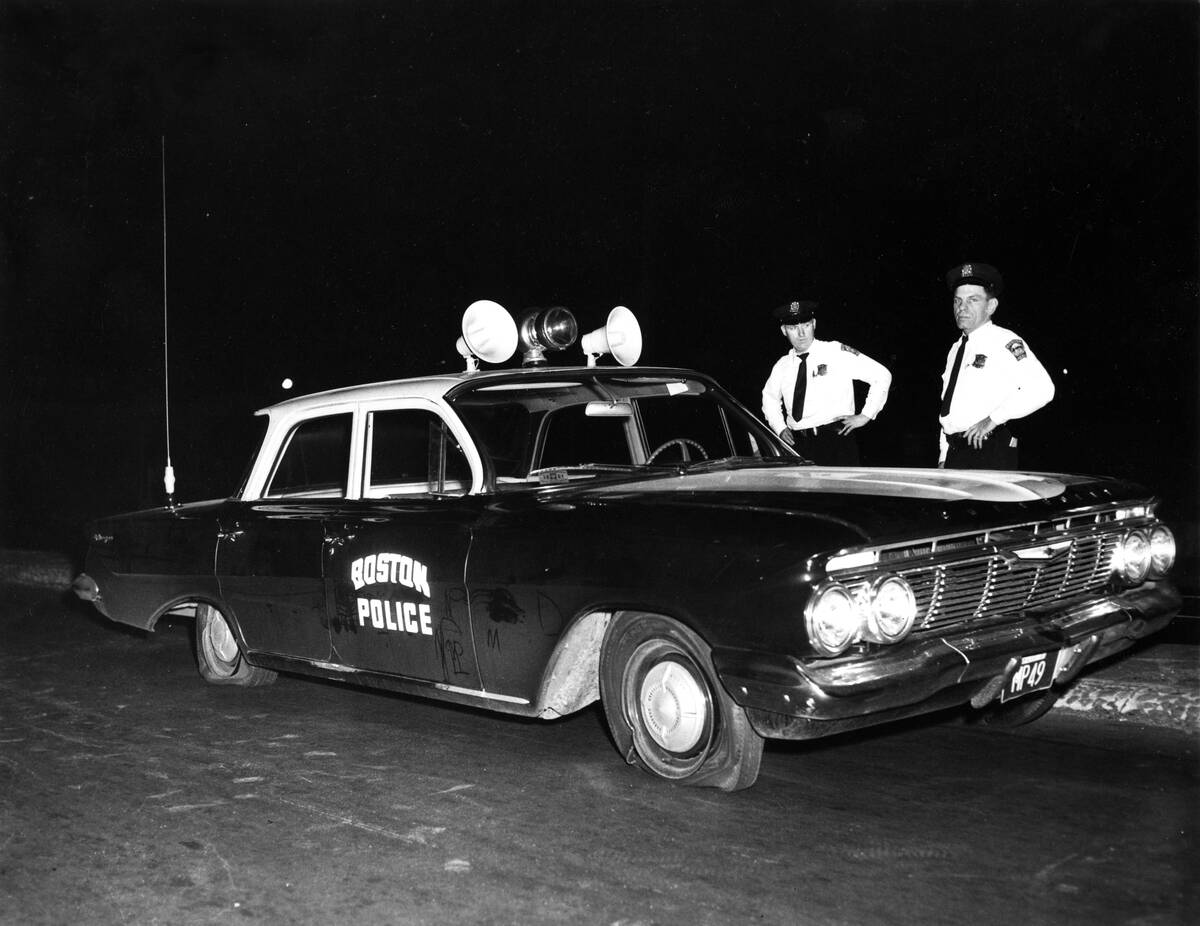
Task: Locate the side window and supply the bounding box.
[265,413,352,498]
[366,409,471,497]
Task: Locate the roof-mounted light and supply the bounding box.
[518,307,579,366]
[456,300,518,372]
[581,305,643,367]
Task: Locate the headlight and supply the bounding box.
[1114,529,1151,584]
[864,575,917,643]
[1148,524,1176,577]
[805,583,862,656]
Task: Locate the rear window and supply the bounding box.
[264,413,352,498]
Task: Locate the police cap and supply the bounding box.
[772,300,818,324]
[946,262,1003,296]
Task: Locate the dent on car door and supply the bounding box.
[324,406,481,689]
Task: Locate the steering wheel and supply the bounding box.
[646,438,709,464]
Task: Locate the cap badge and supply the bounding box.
[790,301,800,311]
[961,263,973,277]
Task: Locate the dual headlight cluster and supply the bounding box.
[807,524,1176,656]
[805,575,917,657]
[1114,524,1175,585]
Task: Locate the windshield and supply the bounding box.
[448,371,794,487]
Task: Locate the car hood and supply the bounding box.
[585,466,1081,503]
[568,465,1149,547]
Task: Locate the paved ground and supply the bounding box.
[1,584,1196,926]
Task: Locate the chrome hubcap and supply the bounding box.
[207,612,239,666]
[639,659,707,753]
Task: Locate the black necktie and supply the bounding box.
[791,353,809,420]
[940,335,967,416]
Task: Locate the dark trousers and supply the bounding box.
[944,425,1018,469]
[794,425,860,466]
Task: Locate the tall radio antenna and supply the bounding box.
[161,136,177,508]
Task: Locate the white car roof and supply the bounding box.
[256,373,471,417]
[255,365,702,417]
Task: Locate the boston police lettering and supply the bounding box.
[350,552,434,636]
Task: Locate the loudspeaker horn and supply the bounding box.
[582,305,642,367]
[457,300,518,371]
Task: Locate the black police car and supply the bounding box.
[74,303,1181,791]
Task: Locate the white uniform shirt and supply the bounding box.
[762,338,892,433]
[938,320,1054,461]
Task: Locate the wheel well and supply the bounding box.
[535,610,612,718]
[145,598,201,631]
[146,597,234,635]
[534,608,701,719]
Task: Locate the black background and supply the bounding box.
[2,0,1197,555]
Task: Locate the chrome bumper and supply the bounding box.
[713,581,1181,741]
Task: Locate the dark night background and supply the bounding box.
[1,0,1197,566]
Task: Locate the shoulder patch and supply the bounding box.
[1006,339,1027,360]
[840,343,860,355]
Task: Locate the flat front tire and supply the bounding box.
[195,603,277,687]
[600,614,763,792]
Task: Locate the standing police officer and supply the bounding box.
[938,263,1054,469]
[762,300,892,465]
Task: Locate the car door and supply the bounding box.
[323,405,482,690]
[216,412,352,661]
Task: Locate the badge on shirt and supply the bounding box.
[840,343,860,355]
[816,364,828,376]
[971,354,987,368]
[1006,339,1028,360]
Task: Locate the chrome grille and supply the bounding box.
[830,521,1128,636]
[902,533,1120,633]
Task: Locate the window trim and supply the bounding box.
[261,411,355,500]
[356,397,481,499]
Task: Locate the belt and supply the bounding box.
[793,422,842,437]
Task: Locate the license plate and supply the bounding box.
[1001,651,1056,702]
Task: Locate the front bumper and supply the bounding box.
[712,581,1181,740]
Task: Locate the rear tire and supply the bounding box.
[195,603,277,687]
[599,613,763,791]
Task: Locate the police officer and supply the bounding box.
[938,263,1054,469]
[762,300,892,465]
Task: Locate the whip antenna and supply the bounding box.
[161,136,177,508]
